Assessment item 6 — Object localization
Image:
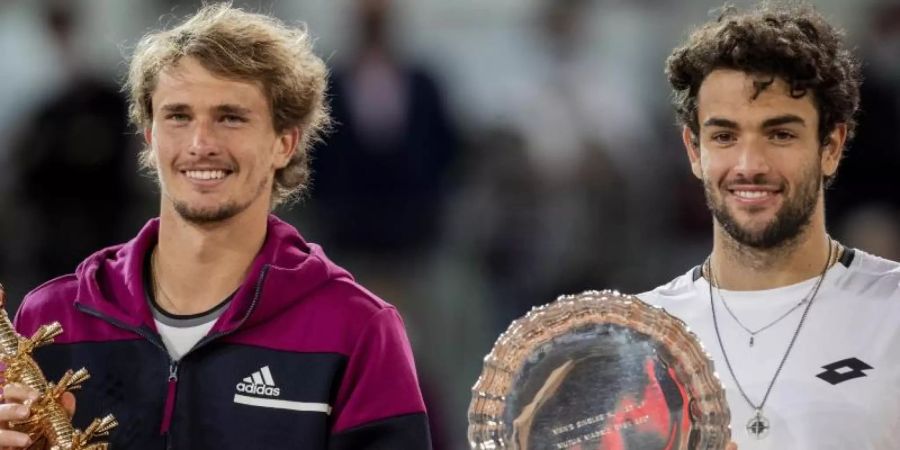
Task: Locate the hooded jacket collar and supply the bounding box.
[73,215,350,334]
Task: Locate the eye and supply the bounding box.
[221,114,248,125]
[165,113,190,122]
[770,129,797,142]
[710,132,736,145]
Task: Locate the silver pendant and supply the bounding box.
[746,409,770,439]
[749,335,754,347]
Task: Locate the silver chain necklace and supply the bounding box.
[715,268,818,347]
[707,240,834,440]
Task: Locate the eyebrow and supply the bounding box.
[215,104,252,116]
[702,117,738,129]
[702,114,807,130]
[160,103,190,113]
[158,103,252,116]
[761,114,806,128]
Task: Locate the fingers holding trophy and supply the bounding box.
[0,284,116,449]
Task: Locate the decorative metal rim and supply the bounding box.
[468,290,731,449]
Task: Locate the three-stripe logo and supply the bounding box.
[235,365,281,397]
[233,365,332,414]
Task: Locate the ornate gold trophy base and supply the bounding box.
[0,284,117,450]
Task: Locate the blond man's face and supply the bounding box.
[145,57,296,224]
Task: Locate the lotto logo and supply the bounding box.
[816,357,873,386]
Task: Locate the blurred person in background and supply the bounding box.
[826,1,900,232]
[641,3,900,448]
[309,2,459,446]
[0,4,430,449]
[449,127,544,331]
[483,0,636,325]
[5,2,140,304]
[312,0,458,259]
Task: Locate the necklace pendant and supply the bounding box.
[746,410,770,439]
[749,336,754,347]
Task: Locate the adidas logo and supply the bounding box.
[233,365,332,414]
[235,365,281,397]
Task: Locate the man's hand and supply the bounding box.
[727,442,738,450]
[0,384,76,449]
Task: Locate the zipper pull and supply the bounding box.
[161,360,180,434]
[168,360,179,382]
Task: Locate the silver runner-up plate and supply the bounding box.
[468,290,730,449]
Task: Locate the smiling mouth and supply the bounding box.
[182,169,233,181]
[730,189,780,199]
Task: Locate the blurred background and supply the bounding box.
[1,0,898,447]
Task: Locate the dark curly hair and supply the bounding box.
[666,2,861,147]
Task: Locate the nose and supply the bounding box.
[189,119,221,157]
[732,137,770,180]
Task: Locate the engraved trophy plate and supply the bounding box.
[469,290,730,449]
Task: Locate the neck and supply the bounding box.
[153,204,268,315]
[709,207,834,291]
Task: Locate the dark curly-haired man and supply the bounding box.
[640,3,900,449]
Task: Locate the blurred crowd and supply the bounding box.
[1,0,898,448]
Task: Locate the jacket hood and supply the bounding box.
[72,215,352,333]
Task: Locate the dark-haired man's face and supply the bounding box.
[683,69,843,249]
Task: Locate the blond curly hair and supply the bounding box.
[125,2,330,206]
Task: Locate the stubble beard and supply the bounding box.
[704,165,821,250]
[170,173,271,225]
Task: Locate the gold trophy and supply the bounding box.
[0,284,117,449]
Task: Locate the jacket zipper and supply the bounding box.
[73,265,270,441]
[157,265,270,437]
[160,360,179,434]
[74,304,177,434]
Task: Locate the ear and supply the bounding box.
[682,126,702,179]
[821,123,847,178]
[273,127,300,169]
[142,127,159,169]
